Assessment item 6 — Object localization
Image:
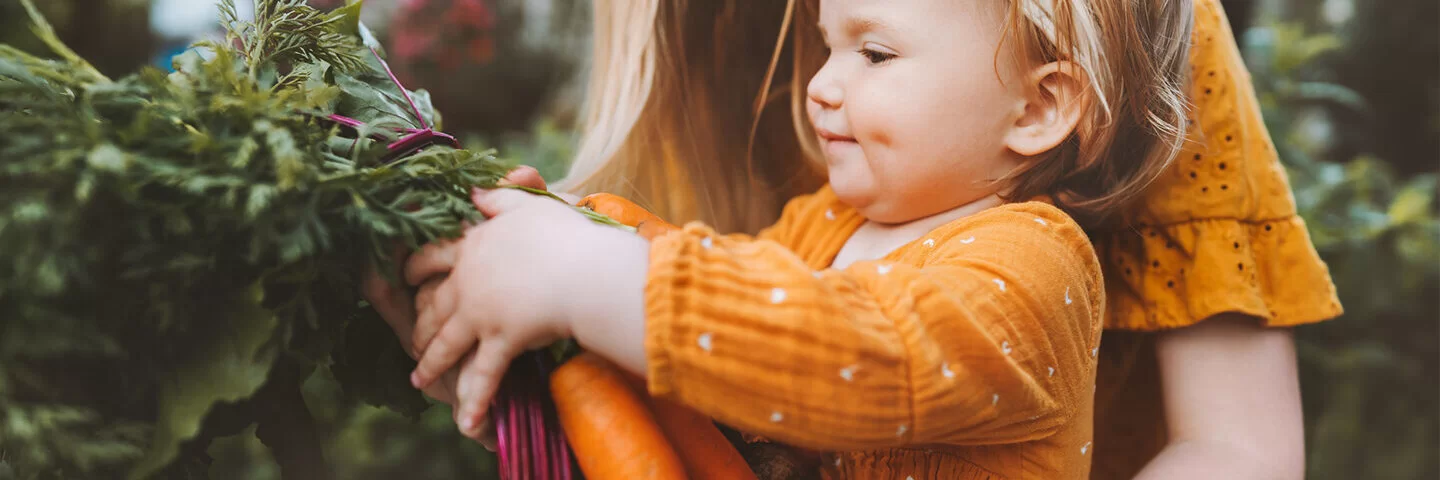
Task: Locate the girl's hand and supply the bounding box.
[359,166,550,410]
[419,281,501,451]
[361,165,550,351]
[401,169,578,288]
[408,186,651,439]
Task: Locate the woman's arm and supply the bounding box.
[1135,313,1306,480]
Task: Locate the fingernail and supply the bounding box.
[460,414,476,432]
[410,371,423,388]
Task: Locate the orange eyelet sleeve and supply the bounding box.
[1100,0,1342,331]
[1090,2,1344,478]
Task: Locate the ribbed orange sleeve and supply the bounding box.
[643,201,1104,451]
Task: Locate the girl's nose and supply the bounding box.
[807,61,843,109]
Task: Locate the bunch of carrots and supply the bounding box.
[489,194,757,480]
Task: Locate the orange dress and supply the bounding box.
[644,187,1104,479]
[1088,0,1342,477]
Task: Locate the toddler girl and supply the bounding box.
[401,0,1193,477]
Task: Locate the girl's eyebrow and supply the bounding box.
[845,16,893,37]
[817,15,894,41]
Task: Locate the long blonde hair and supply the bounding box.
[560,0,1194,232]
[556,0,821,234]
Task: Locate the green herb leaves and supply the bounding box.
[0,0,513,477]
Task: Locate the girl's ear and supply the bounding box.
[1003,61,1089,157]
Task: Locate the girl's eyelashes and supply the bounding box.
[858,48,897,65]
[857,43,898,65]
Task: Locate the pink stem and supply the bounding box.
[535,390,549,480]
[512,389,524,478]
[549,419,564,480]
[326,114,366,129]
[493,404,509,480]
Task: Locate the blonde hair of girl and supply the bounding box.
[559,0,1193,232]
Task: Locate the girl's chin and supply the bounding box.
[828,177,877,211]
[829,181,921,224]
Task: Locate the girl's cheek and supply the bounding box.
[849,80,891,128]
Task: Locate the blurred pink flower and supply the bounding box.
[387,0,498,71]
[391,29,438,60]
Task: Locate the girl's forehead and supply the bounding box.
[816,12,895,40]
[816,0,997,34]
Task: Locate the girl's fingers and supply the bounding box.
[420,365,463,404]
[450,405,491,444]
[410,319,476,389]
[450,400,496,445]
[413,278,442,312]
[455,337,517,438]
[498,165,547,191]
[478,423,498,452]
[470,187,534,219]
[461,414,495,446]
[412,278,458,355]
[435,351,471,410]
[404,238,461,287]
[420,380,455,404]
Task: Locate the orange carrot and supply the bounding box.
[550,352,688,480]
[577,193,679,241]
[649,393,758,479]
[618,373,757,480]
[576,194,751,478]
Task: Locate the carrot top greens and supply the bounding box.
[0,1,599,477]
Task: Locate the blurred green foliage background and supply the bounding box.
[0,0,1433,478]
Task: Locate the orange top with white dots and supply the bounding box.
[644,189,1104,480]
[1089,0,1342,477]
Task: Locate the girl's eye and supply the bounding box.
[858,48,896,65]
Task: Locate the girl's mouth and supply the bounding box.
[815,127,859,156]
[814,126,856,144]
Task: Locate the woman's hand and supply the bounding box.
[406,186,651,439]
[359,255,462,404]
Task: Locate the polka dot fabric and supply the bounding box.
[642,186,1104,480]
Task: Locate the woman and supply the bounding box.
[370,0,1341,478]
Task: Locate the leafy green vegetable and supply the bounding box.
[0,0,587,478]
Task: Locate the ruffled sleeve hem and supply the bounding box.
[1101,215,1343,331]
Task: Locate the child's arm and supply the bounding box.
[402,189,1097,448]
[403,187,653,438]
[637,204,1102,451]
[1134,317,1305,480]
